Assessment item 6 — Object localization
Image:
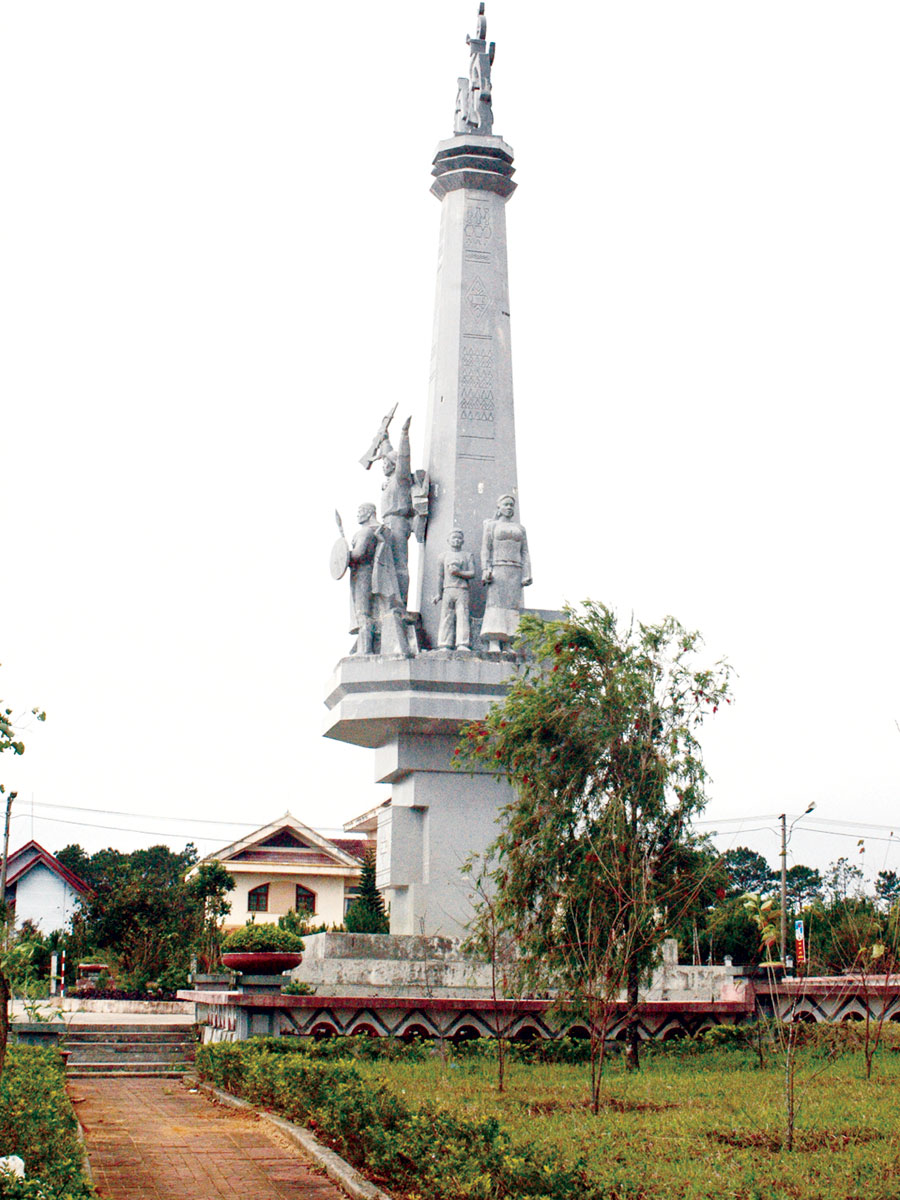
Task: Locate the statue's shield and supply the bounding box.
[330,536,350,580]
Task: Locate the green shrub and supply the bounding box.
[0,1047,94,1200]
[280,980,314,996]
[196,1039,599,1199]
[700,1022,758,1049]
[221,923,304,953]
[0,1172,53,1200]
[506,1035,595,1064]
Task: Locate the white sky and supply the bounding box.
[2,2,898,883]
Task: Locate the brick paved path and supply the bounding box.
[71,1077,349,1200]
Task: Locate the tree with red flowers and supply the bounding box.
[458,602,732,1093]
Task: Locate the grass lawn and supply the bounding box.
[354,1032,900,1200]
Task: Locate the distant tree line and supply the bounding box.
[685,844,900,973]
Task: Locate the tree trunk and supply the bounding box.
[0,965,10,1084]
[624,957,640,1073]
[784,1027,796,1151]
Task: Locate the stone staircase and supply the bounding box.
[64,1023,197,1078]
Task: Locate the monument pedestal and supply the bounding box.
[324,652,517,938]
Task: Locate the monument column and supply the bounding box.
[325,4,530,939]
[417,7,518,648]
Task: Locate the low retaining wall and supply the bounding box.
[178,989,754,1044]
[178,974,900,1044]
[60,998,194,1015]
[290,933,743,1001]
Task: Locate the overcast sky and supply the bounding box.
[2,2,898,883]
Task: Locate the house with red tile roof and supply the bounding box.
[190,813,372,930]
[3,840,93,934]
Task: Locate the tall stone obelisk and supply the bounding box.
[417,5,519,648]
[325,5,530,939]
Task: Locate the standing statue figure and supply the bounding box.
[454,3,495,136]
[342,503,411,657]
[481,494,532,651]
[378,416,414,608]
[360,409,429,610]
[432,529,476,651]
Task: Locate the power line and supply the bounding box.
[9,809,351,845]
[23,799,259,829]
[9,810,231,841]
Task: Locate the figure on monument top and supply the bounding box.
[454,3,495,136]
[481,493,532,652]
[360,408,429,610]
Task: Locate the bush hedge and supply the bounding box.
[236,1032,597,1065]
[196,1039,602,1199]
[221,924,304,953]
[0,1047,94,1199]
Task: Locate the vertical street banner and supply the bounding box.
[794,918,806,967]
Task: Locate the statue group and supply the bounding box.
[332,408,531,657]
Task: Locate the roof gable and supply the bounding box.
[258,828,312,849]
[196,813,363,871]
[5,841,94,897]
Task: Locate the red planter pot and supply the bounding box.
[221,951,303,974]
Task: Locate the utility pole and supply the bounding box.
[0,790,17,907]
[1,790,17,948]
[779,812,787,966]
[779,803,815,969]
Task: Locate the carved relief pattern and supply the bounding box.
[465,275,490,327]
[459,344,495,423]
[464,204,492,251]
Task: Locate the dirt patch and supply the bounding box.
[707,1127,882,1153]
[520,1096,674,1115]
[605,1097,675,1114]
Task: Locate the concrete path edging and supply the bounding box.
[184,1075,393,1200]
[73,1118,94,1186]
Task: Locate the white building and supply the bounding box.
[3,841,92,934]
[191,813,371,931]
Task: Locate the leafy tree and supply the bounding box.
[875,870,900,911]
[344,849,389,934]
[187,861,235,971]
[785,864,823,910]
[698,893,765,966]
[69,843,202,990]
[822,856,865,905]
[723,847,774,896]
[54,844,93,885]
[457,603,732,1080]
[807,895,881,975]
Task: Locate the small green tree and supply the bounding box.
[344,849,389,934]
[187,861,235,971]
[461,856,520,1093]
[743,892,843,1150]
[457,603,732,1081]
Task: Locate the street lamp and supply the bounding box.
[779,802,816,967]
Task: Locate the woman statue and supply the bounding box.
[481,494,532,650]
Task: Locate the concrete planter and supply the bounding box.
[221,952,302,974]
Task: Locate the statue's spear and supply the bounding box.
[330,510,350,580]
[359,402,398,469]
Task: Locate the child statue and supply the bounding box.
[432,528,476,651]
